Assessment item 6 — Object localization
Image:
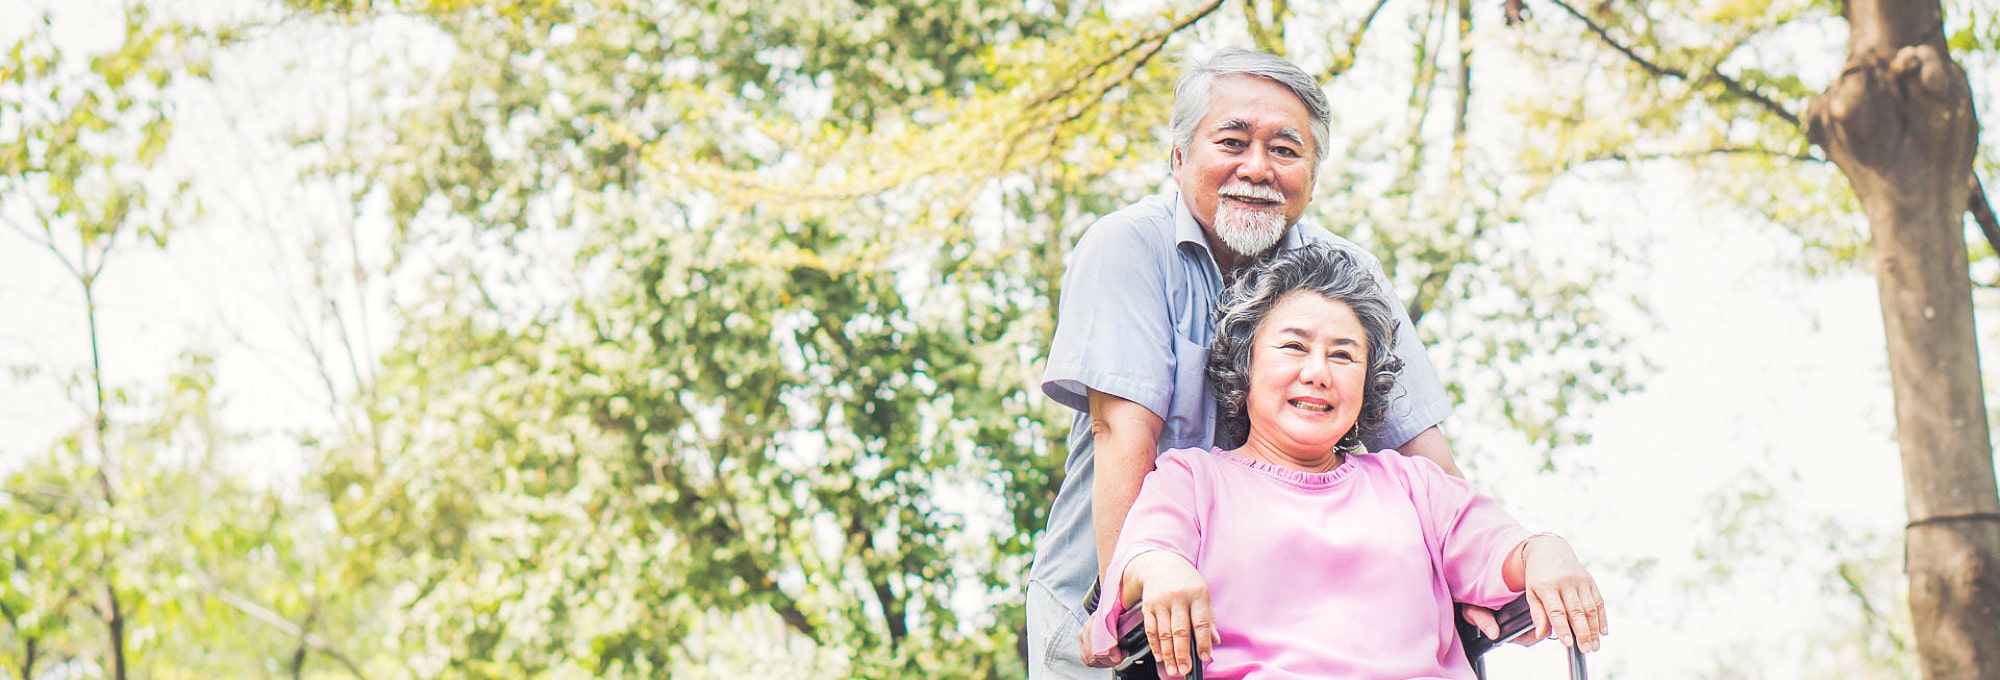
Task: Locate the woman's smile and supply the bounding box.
[1287,397,1332,413]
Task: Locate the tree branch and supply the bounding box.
[1837,562,1910,657]
[1407,0,1480,326]
[853,519,908,649]
[289,605,319,680]
[86,214,127,283]
[0,598,36,680]
[1029,0,1224,111]
[105,584,127,680]
[208,587,367,679]
[1970,173,2000,255]
[1041,18,1183,132]
[0,209,85,283]
[1585,145,1823,164]
[1243,0,1290,56]
[1326,0,1394,80]
[1549,0,2000,253]
[1546,0,1801,127]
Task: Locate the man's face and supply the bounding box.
[1173,74,1318,260]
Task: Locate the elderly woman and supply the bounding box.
[1082,243,1607,678]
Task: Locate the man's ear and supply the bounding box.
[1170,146,1183,171]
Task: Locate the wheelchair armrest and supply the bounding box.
[1458,596,1589,680]
[1458,596,1537,660]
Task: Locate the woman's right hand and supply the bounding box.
[1515,535,1608,653]
[1123,551,1218,678]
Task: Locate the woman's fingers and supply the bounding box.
[1538,584,1574,648]
[1144,604,1175,675]
[1143,606,1163,669]
[1532,577,1608,652]
[1524,587,1549,642]
[1561,582,1596,652]
[1130,554,1213,678]
[1593,582,1610,635]
[1141,599,1214,677]
[1576,581,1607,650]
[1167,604,1195,676]
[1191,594,1217,665]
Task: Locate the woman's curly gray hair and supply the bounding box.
[1208,242,1403,451]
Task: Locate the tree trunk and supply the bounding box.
[1806,1,2000,676]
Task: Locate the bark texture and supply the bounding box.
[1805,1,2000,677]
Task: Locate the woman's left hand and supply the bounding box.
[1517,535,1607,652]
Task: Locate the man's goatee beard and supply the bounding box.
[1216,203,1287,256]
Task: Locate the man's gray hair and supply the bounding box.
[1171,48,1333,169]
[1207,242,1401,451]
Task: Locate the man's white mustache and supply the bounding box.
[1219,183,1282,203]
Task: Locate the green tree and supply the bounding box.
[0,6,202,676]
[1491,0,1998,672]
[0,6,368,678]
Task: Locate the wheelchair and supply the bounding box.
[1082,581,1588,679]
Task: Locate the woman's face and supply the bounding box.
[1243,291,1370,461]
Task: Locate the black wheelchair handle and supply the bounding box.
[1459,597,1589,680]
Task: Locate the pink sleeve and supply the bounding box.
[1395,453,1531,608]
[1083,449,1208,662]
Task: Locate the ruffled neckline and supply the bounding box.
[1202,446,1362,490]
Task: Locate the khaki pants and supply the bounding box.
[1026,580,1113,679]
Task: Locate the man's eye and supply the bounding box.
[1218,138,1247,149]
[1273,146,1300,158]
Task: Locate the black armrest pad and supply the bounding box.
[1458,595,1536,661]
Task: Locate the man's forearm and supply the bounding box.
[1092,438,1155,577]
[1087,390,1165,579]
[1397,425,1464,478]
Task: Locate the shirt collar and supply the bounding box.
[1171,189,1210,250]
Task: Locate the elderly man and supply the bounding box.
[1026,48,1466,678]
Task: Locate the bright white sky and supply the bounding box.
[3,1,1998,677]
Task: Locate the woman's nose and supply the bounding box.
[1297,357,1331,387]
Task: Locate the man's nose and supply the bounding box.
[1236,146,1274,183]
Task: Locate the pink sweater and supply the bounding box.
[1086,447,1531,680]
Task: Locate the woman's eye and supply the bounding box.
[1329,351,1355,362]
[1279,342,1306,352]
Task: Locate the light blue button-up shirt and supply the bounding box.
[1030,190,1454,620]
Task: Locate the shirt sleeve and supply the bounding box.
[1084,449,1206,660]
[1362,258,1454,451]
[1395,452,1531,609]
[1041,213,1180,420]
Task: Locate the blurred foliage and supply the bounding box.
[0,6,271,678]
[0,4,205,257]
[1,351,363,678]
[1688,467,1918,678]
[289,0,1131,674]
